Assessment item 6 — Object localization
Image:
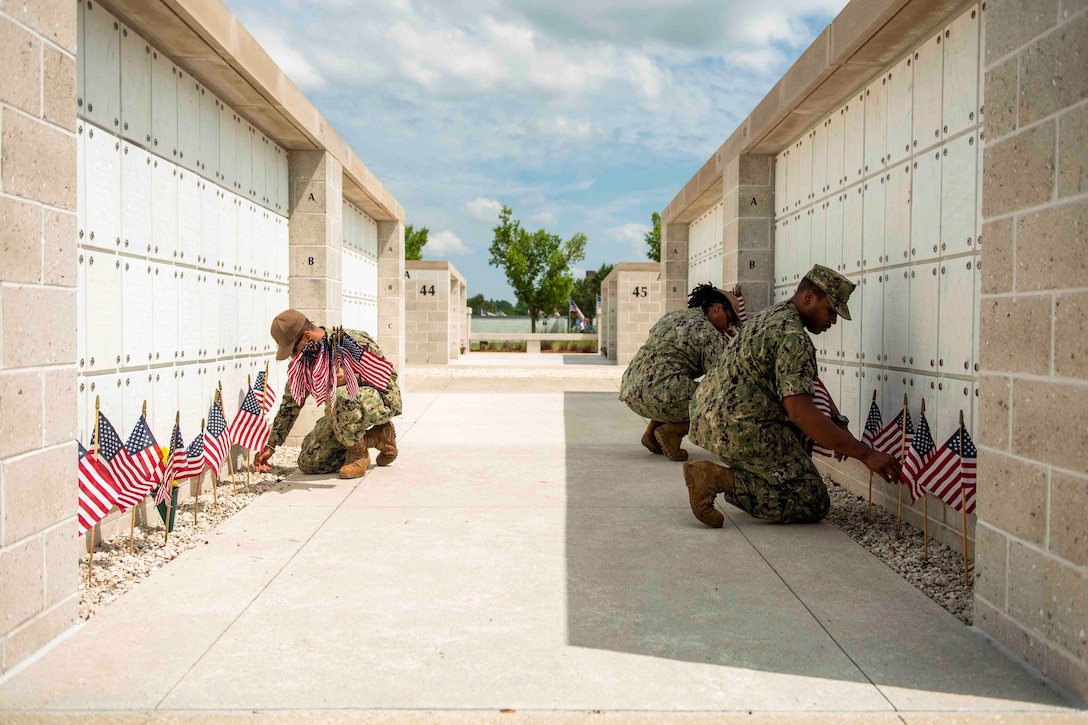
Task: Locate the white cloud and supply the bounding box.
[465,197,504,222]
[529,211,557,226]
[425,230,470,257]
[606,223,651,243]
[247,25,327,90]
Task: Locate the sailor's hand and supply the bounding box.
[253,446,274,473]
[863,449,900,483]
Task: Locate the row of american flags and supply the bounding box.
[807,381,978,514]
[77,371,277,536]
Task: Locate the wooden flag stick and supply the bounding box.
[896,394,908,536]
[867,390,876,522]
[194,418,205,526]
[89,396,101,581]
[960,410,969,586]
[920,399,929,561]
[219,383,238,495]
[130,400,147,555]
[165,412,179,544]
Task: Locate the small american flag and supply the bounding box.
[870,408,915,457]
[861,397,883,448]
[159,422,186,505]
[78,441,121,535]
[310,342,333,405]
[126,414,164,489]
[286,353,308,404]
[91,411,149,512]
[340,331,393,391]
[921,424,978,513]
[254,370,276,415]
[900,410,935,502]
[177,431,205,481]
[203,396,231,477]
[228,388,270,452]
[733,291,748,324]
[809,377,836,457]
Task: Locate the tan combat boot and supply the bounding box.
[641,420,664,455]
[366,422,398,466]
[682,460,735,528]
[338,441,371,479]
[654,421,690,461]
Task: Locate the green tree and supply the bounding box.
[468,293,487,314]
[405,224,429,261]
[488,206,587,333]
[645,211,661,262]
[571,262,614,322]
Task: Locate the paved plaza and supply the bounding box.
[0,354,1082,722]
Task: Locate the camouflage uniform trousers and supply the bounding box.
[717,423,830,524]
[297,386,398,474]
[619,372,696,423]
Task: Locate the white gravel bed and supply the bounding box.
[824,476,974,625]
[78,446,300,621]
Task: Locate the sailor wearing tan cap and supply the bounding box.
[684,265,901,527]
[253,310,402,479]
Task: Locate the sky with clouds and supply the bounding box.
[226,0,848,301]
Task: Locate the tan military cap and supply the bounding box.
[271,309,308,360]
[803,264,856,321]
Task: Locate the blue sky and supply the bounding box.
[225,0,848,301]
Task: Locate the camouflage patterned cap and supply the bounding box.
[803,264,856,321]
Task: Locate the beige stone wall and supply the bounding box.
[0,0,81,674]
[724,156,775,312]
[601,264,663,366]
[973,0,1088,701]
[404,261,466,365]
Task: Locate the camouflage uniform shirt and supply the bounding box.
[619,308,726,423]
[689,300,829,523]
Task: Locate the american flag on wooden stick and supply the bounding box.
[92,411,150,512]
[228,388,270,452]
[870,408,915,456]
[921,425,978,513]
[159,422,186,504]
[861,397,883,449]
[339,330,393,391]
[125,414,165,494]
[900,410,935,502]
[203,396,231,477]
[733,292,748,324]
[254,370,276,415]
[77,441,121,535]
[799,377,837,458]
[177,431,205,481]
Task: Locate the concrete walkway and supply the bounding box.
[0,355,1082,721]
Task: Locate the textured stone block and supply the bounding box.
[1019,12,1088,126]
[42,208,76,287]
[2,444,72,544]
[1048,560,1088,659]
[738,187,773,218]
[984,56,1018,139]
[42,43,74,131]
[1045,641,1088,704]
[1015,198,1088,291]
[0,15,40,113]
[0,109,75,209]
[0,538,43,631]
[0,0,76,52]
[1,593,77,673]
[42,519,78,606]
[2,286,75,367]
[1050,471,1088,566]
[739,218,772,250]
[1058,102,1088,198]
[974,597,1047,673]
[1054,292,1088,379]
[1006,540,1049,632]
[980,218,1013,294]
[978,295,1052,375]
[42,367,75,447]
[1012,380,1088,471]
[0,372,42,458]
[739,155,772,186]
[974,523,1008,609]
[983,121,1056,217]
[0,194,42,284]
[977,450,1048,545]
[984,0,1059,65]
[977,375,1011,450]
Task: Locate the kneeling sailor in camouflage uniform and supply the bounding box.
[619,284,741,461]
[686,265,900,526]
[253,310,403,479]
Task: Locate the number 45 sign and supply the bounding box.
[632,286,649,297]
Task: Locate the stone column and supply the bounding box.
[284,151,343,444]
[723,155,775,312]
[288,150,343,328]
[0,1,80,675]
[377,220,406,376]
[972,3,1088,703]
[661,222,689,313]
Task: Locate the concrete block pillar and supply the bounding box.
[661,223,689,313]
[288,150,343,328]
[724,154,775,313]
[377,220,406,376]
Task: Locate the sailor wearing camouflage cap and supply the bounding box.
[683,265,901,527]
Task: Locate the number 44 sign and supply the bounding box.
[420,284,436,296]
[632,286,649,297]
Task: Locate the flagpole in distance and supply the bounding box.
[165,411,179,544]
[960,410,969,586]
[920,399,929,561]
[218,382,237,495]
[89,395,101,581]
[867,390,875,522]
[896,394,908,536]
[130,400,146,555]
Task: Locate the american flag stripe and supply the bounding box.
[861,399,883,448]
[78,442,122,534]
[357,348,393,390]
[870,409,915,456]
[900,412,935,502]
[124,415,164,502]
[920,426,978,512]
[228,389,270,452]
[809,378,835,457]
[92,412,150,512]
[287,354,308,403]
[734,292,748,324]
[158,423,186,504]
